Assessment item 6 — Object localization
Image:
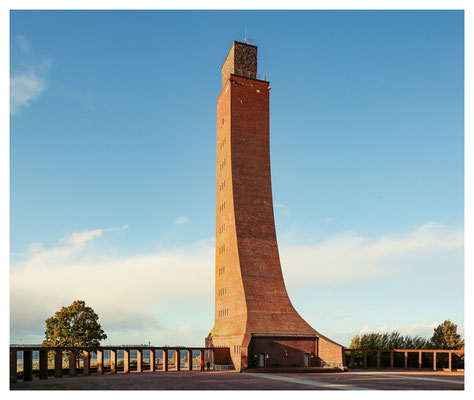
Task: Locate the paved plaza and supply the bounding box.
[11,370,464,390]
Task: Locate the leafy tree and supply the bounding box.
[347,321,464,368]
[349,331,429,350]
[349,321,464,350]
[41,300,107,347]
[429,320,464,350]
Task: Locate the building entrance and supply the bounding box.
[304,352,310,366]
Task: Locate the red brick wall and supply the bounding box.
[229,74,317,336]
[318,336,344,368]
[208,42,344,371]
[249,336,317,368]
[213,348,232,365]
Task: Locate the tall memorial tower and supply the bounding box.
[206,41,344,371]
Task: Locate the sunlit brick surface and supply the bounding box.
[207,41,343,371]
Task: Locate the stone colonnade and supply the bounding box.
[347,349,464,371]
[10,346,218,383]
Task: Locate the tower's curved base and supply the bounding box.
[206,332,344,372]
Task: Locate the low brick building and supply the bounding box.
[206,41,344,371]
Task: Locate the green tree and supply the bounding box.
[429,320,464,350]
[41,300,107,347]
[349,331,429,350]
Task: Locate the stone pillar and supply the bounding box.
[433,352,437,371]
[377,350,381,369]
[137,349,143,372]
[448,352,452,372]
[418,351,422,369]
[390,351,394,369]
[69,350,76,377]
[404,351,408,369]
[54,350,63,378]
[149,349,156,372]
[176,350,181,371]
[97,349,104,374]
[23,350,33,381]
[163,349,169,372]
[110,349,117,374]
[124,349,130,373]
[39,349,49,379]
[350,350,354,368]
[10,349,17,384]
[188,349,193,371]
[363,351,367,368]
[83,350,90,375]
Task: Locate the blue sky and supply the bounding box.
[10,10,464,347]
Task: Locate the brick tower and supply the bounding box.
[206,41,344,371]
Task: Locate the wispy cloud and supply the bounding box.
[358,322,441,337]
[10,36,52,115]
[10,227,213,345]
[10,221,462,346]
[55,85,95,112]
[280,222,463,286]
[15,225,128,268]
[173,216,190,225]
[274,203,291,216]
[10,71,46,114]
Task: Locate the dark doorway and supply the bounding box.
[304,352,310,366]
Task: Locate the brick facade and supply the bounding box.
[207,41,344,371]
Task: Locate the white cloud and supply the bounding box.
[10,227,213,345]
[15,226,127,270]
[16,35,32,55]
[10,71,46,114]
[280,222,463,286]
[173,216,190,225]
[177,324,199,345]
[326,216,334,224]
[274,203,291,216]
[359,322,440,338]
[55,85,95,111]
[10,37,52,115]
[10,221,462,346]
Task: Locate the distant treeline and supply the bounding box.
[349,320,464,350]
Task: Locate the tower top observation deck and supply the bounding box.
[221,41,258,88]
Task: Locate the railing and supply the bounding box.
[344,348,464,372]
[234,69,267,82]
[10,345,227,384]
[214,364,235,371]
